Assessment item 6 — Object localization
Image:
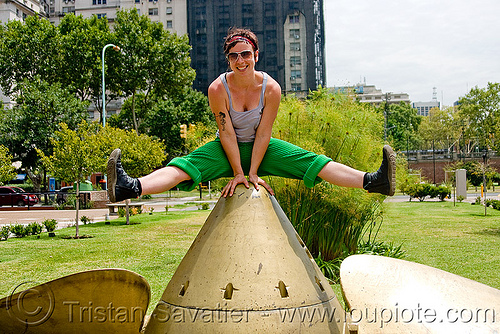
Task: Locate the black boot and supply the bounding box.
[363,145,396,196]
[107,149,142,202]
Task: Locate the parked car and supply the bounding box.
[56,186,74,205]
[0,186,39,207]
[56,186,91,207]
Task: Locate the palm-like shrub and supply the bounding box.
[42,219,57,233]
[11,224,28,237]
[1,225,11,240]
[273,181,383,260]
[269,89,391,280]
[27,222,42,235]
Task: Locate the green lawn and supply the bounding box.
[0,210,210,314]
[377,200,500,289]
[1,200,499,316]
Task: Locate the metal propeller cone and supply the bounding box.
[145,185,353,333]
[0,269,150,334]
[340,254,500,333]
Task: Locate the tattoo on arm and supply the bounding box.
[218,112,226,131]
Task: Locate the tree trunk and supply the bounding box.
[126,199,130,225]
[75,182,80,238]
[131,90,139,134]
[25,168,43,192]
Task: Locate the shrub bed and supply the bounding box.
[405,183,451,202]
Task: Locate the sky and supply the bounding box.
[324,0,500,107]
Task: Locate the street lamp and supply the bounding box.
[101,44,120,127]
[384,92,391,142]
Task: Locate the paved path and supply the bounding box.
[0,196,218,229]
[2,191,498,228]
[385,192,500,203]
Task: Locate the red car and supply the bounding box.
[0,186,39,207]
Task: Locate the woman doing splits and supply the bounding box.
[107,28,396,202]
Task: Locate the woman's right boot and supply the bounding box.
[107,149,142,203]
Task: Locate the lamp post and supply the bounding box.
[101,44,120,127]
[483,150,488,216]
[384,92,391,142]
[101,44,120,216]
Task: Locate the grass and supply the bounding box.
[1,199,499,316]
[377,200,500,289]
[0,210,210,314]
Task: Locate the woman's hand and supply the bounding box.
[248,173,274,196]
[222,173,249,197]
[221,173,275,197]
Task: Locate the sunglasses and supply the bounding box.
[226,50,254,62]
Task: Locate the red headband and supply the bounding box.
[228,36,256,49]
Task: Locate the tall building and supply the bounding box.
[187,0,325,95]
[0,0,46,107]
[0,0,44,22]
[46,0,187,34]
[412,101,440,116]
[412,88,441,116]
[355,85,411,107]
[334,84,411,107]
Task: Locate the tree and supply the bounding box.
[99,126,166,178]
[141,99,186,156]
[144,89,214,155]
[100,126,166,225]
[458,82,500,151]
[107,92,154,132]
[109,88,214,156]
[176,88,214,126]
[451,160,497,187]
[58,14,116,110]
[0,145,16,185]
[38,122,104,238]
[113,9,195,133]
[0,78,88,190]
[0,16,61,96]
[39,121,166,233]
[419,106,461,150]
[0,14,118,122]
[379,102,422,151]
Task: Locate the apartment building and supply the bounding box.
[335,84,411,107]
[46,0,187,34]
[187,0,325,95]
[0,0,46,107]
[412,101,441,116]
[0,0,43,22]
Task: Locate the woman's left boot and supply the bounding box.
[363,145,396,196]
[107,149,142,203]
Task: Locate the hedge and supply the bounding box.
[405,183,451,202]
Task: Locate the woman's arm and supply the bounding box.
[248,78,282,195]
[208,78,250,197]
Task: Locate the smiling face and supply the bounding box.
[227,42,259,74]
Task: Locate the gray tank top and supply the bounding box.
[218,72,268,142]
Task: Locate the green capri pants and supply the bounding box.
[167,138,332,191]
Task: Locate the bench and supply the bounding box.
[106,202,145,215]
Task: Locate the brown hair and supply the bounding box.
[223,27,259,55]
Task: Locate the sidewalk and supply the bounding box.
[385,192,500,203]
[0,207,115,228]
[4,191,495,227]
[0,197,218,229]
